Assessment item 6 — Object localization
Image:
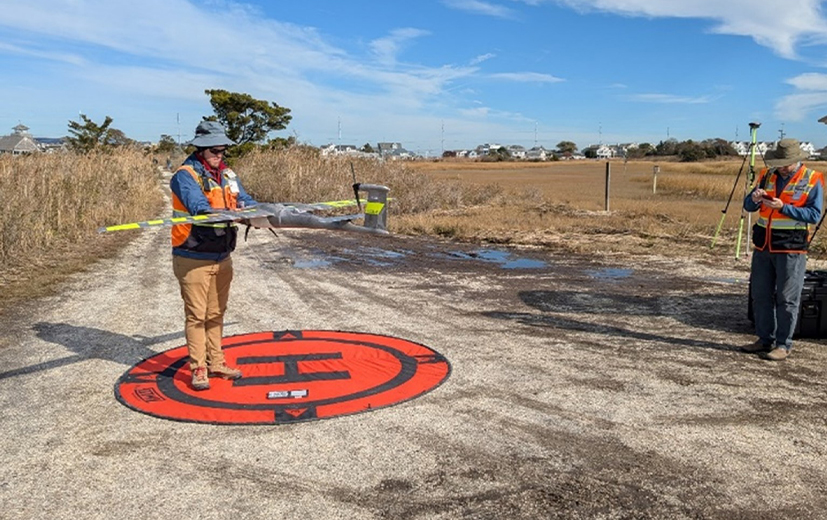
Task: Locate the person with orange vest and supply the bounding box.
[170,121,257,390]
[742,138,824,361]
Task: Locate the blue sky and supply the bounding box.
[4,0,827,154]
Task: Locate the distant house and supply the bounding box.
[36,137,67,153]
[730,141,772,156]
[472,143,500,156]
[377,142,414,160]
[377,142,402,156]
[0,124,39,155]
[320,143,359,156]
[526,146,549,161]
[800,141,817,158]
[454,149,480,159]
[506,145,526,160]
[595,144,614,159]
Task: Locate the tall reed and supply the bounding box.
[236,147,504,216]
[0,150,163,267]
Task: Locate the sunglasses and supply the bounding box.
[207,147,227,155]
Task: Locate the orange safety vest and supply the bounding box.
[752,165,824,253]
[171,165,239,251]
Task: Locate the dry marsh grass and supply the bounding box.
[5,150,827,316]
[236,148,505,215]
[0,150,163,313]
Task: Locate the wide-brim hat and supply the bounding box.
[186,120,236,148]
[765,138,809,167]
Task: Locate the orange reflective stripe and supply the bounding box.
[754,166,824,252]
[170,164,240,248]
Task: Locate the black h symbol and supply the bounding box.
[233,353,351,387]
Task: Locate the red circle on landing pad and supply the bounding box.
[115,330,451,425]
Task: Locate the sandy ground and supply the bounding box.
[1,186,827,519]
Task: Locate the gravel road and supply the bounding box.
[1,195,826,519]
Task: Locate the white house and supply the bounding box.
[377,142,414,160]
[526,146,548,161]
[595,144,614,159]
[507,145,526,159]
[730,141,773,156]
[320,143,362,157]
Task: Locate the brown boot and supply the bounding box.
[208,363,242,380]
[762,348,790,361]
[741,340,772,353]
[191,366,210,390]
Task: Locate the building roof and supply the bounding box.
[0,134,39,153]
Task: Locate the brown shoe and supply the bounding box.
[762,348,790,361]
[192,366,210,390]
[208,363,242,380]
[741,340,772,353]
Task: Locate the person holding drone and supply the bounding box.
[742,138,824,361]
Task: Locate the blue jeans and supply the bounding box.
[750,249,808,350]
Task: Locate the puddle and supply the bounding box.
[292,257,344,269]
[502,258,547,269]
[359,247,411,259]
[266,245,547,270]
[586,268,634,280]
[437,249,547,269]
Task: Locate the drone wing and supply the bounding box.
[97,206,275,234]
[99,184,391,235]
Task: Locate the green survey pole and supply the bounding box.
[735,123,760,259]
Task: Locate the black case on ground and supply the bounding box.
[748,270,827,338]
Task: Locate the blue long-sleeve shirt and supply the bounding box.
[743,167,823,225]
[170,154,257,215]
[170,154,258,260]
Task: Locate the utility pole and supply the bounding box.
[176,113,180,145]
[779,123,785,140]
[534,121,538,148]
[441,120,444,156]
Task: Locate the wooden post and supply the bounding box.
[653,165,659,194]
[605,161,611,211]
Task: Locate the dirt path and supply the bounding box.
[1,214,826,519]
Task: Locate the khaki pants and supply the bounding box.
[173,255,234,369]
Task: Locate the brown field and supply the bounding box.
[401,158,827,260]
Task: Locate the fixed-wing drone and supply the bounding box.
[98,183,390,236]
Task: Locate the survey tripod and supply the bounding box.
[710,122,761,258]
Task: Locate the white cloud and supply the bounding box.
[514,0,827,59]
[777,73,827,121]
[0,1,474,130]
[775,92,827,121]
[786,72,827,91]
[489,72,564,83]
[470,53,497,65]
[0,41,86,66]
[629,93,713,104]
[442,0,517,18]
[459,106,492,117]
[369,28,430,65]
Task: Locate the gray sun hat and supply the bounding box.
[765,138,809,168]
[186,120,236,148]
